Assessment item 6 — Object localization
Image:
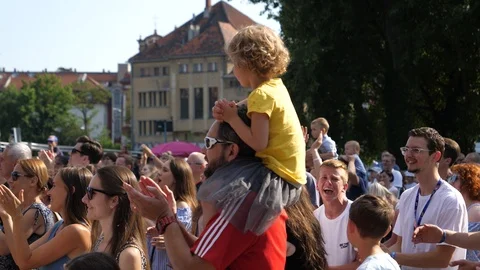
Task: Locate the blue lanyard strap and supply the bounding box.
[414,180,442,227]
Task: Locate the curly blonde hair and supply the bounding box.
[227,24,290,78]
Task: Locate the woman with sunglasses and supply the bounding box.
[82,166,149,270]
[147,158,198,270]
[0,159,56,269]
[0,167,92,269]
[448,163,480,261]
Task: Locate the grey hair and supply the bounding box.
[6,143,32,162]
[368,182,392,198]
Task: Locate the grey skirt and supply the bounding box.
[197,157,301,235]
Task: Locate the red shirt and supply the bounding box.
[191,210,287,270]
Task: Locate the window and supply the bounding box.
[208,87,218,118]
[180,88,189,119]
[154,67,160,76]
[159,91,167,107]
[229,79,241,88]
[208,62,217,72]
[179,64,188,73]
[162,66,169,75]
[194,88,203,119]
[149,120,154,135]
[193,63,203,73]
[138,93,142,107]
[148,92,153,107]
[138,121,142,136]
[140,68,145,77]
[142,93,147,108]
[152,91,157,107]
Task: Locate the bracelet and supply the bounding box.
[389,251,396,259]
[439,230,447,243]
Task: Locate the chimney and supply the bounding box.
[204,0,211,17]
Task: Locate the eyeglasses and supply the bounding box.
[71,148,85,155]
[86,186,116,200]
[11,171,34,181]
[187,161,204,166]
[447,174,459,184]
[400,147,432,156]
[204,136,234,150]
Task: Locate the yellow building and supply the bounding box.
[128,0,255,147]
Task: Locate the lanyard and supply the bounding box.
[414,180,441,227]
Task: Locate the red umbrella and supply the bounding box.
[151,141,202,157]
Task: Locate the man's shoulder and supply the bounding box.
[438,180,465,205]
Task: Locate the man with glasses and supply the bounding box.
[69,136,103,167]
[186,152,207,191]
[0,143,32,186]
[386,127,468,270]
[125,104,288,269]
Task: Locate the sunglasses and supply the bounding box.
[11,171,34,181]
[71,148,85,155]
[86,186,116,200]
[204,136,234,150]
[447,174,459,184]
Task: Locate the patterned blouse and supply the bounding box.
[147,206,192,270]
[93,234,148,270]
[0,203,55,270]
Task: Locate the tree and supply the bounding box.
[0,74,86,144]
[17,74,77,143]
[70,81,111,137]
[246,0,480,162]
[0,87,23,141]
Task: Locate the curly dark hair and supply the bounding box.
[451,163,480,201]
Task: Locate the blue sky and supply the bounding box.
[0,0,279,72]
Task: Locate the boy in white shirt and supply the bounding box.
[347,194,400,270]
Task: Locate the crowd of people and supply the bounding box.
[0,24,479,270]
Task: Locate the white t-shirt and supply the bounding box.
[314,200,356,267]
[389,186,400,198]
[393,179,468,270]
[357,253,400,270]
[392,169,403,189]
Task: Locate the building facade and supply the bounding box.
[128,0,255,148]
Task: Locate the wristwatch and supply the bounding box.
[439,230,447,243]
[156,215,177,234]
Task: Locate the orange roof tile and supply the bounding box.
[0,71,118,90]
[129,1,256,62]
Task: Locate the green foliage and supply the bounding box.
[97,128,121,150]
[246,0,480,163]
[0,74,85,144]
[71,81,111,136]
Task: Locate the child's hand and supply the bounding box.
[221,100,238,122]
[212,99,233,122]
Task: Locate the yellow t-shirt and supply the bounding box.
[247,78,306,187]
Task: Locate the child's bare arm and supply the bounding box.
[221,102,269,152]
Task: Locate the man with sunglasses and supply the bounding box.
[126,104,288,270]
[386,127,468,270]
[0,143,32,186]
[68,135,103,167]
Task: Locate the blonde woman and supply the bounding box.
[0,159,55,269]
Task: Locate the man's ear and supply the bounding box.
[227,144,239,162]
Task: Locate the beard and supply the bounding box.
[203,154,227,178]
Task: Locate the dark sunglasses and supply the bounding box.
[71,148,85,155]
[204,136,234,150]
[11,171,34,181]
[447,174,459,184]
[86,186,116,200]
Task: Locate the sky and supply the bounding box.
[0,0,279,73]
